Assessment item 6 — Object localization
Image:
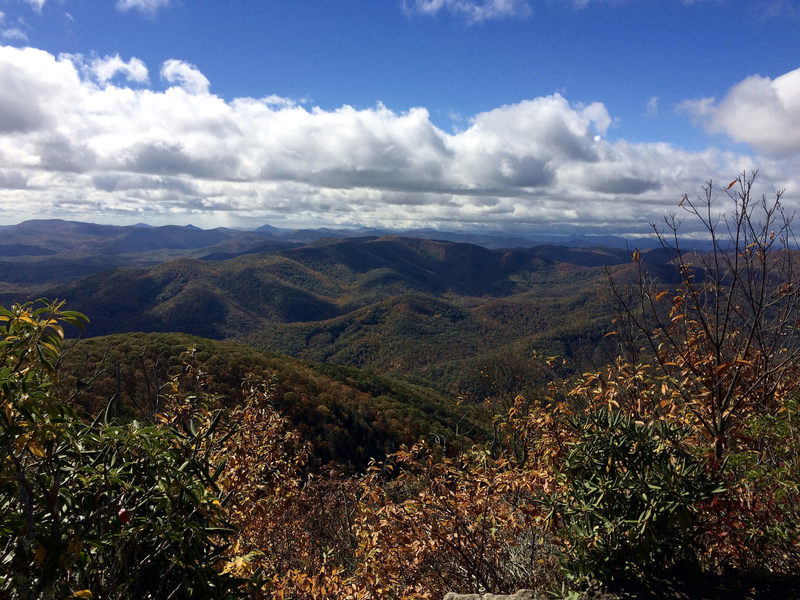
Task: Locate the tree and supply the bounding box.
[607,172,800,459]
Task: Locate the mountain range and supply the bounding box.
[0,219,674,392]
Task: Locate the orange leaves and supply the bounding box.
[214,383,563,599]
[654,290,669,302]
[352,440,550,598]
[715,362,734,376]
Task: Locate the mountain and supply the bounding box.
[0,219,280,257]
[0,235,650,392]
[0,218,676,393]
[0,218,659,292]
[253,222,664,250]
[30,235,633,336]
[59,332,484,467]
[0,220,298,293]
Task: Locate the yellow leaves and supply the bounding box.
[727,179,737,190]
[654,290,669,302]
[632,248,641,262]
[72,591,93,599]
[43,319,65,339]
[221,551,262,576]
[17,314,36,326]
[14,433,30,454]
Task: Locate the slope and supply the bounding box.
[59,332,482,467]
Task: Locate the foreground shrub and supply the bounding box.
[701,396,800,574]
[0,300,242,599]
[553,408,722,582]
[216,377,360,599]
[352,443,558,599]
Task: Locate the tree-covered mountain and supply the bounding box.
[0,219,677,394]
[59,332,484,467]
[0,235,649,388]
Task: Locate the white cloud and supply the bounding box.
[0,169,27,189]
[160,59,210,95]
[680,67,800,156]
[0,44,795,233]
[116,0,171,16]
[91,54,149,86]
[402,0,532,24]
[25,0,45,14]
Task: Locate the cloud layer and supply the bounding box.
[682,67,800,157]
[0,45,797,232]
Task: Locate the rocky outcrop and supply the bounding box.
[444,590,542,600]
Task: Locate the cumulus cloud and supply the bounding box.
[116,0,171,16]
[91,54,149,86]
[160,59,210,94]
[680,67,800,156]
[0,44,796,233]
[0,48,67,133]
[402,0,532,24]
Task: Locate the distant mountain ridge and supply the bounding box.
[0,218,661,258]
[0,218,661,291]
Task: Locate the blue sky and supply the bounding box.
[0,0,798,234]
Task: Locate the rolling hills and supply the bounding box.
[0,219,667,393]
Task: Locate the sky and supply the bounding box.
[0,0,798,236]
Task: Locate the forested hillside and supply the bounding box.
[58,332,483,467]
[0,232,660,390]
